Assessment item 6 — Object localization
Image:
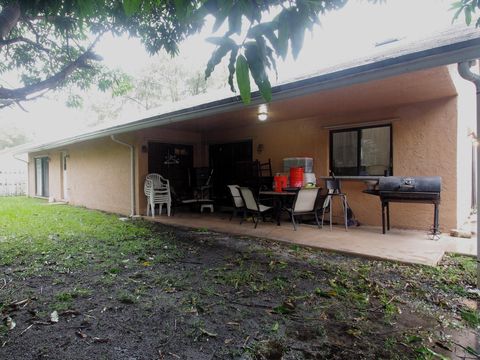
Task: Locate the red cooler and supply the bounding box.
[289,167,304,188]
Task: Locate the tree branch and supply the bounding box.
[0,31,105,104]
[0,36,50,52]
[0,50,101,102]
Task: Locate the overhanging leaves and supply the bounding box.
[245,42,272,102]
[1,0,455,108]
[235,54,250,104]
[205,37,238,80]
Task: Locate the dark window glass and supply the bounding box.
[35,157,49,197]
[331,131,358,176]
[330,125,392,176]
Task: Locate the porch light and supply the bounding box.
[258,104,268,121]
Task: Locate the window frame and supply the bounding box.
[329,124,393,177]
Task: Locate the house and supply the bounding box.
[22,25,480,233]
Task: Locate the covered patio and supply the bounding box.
[144,210,476,266]
[137,65,463,231]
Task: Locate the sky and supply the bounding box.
[0,0,456,145]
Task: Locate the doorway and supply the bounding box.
[35,157,49,197]
[148,142,194,198]
[209,140,253,202]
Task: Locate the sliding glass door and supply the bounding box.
[35,157,49,197]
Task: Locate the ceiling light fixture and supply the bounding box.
[258,104,268,121]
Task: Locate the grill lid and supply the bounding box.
[379,176,441,193]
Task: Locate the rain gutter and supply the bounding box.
[458,60,480,289]
[110,135,136,217]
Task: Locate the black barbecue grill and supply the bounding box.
[364,176,441,235]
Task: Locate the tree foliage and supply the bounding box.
[86,53,228,125]
[4,0,471,109]
[0,0,357,108]
[452,0,480,26]
[0,127,28,150]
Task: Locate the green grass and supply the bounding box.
[0,196,478,340]
[0,197,167,274]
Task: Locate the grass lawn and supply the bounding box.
[0,197,478,359]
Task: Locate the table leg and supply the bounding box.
[381,201,386,234]
[433,203,439,234]
[276,198,281,226]
[386,202,390,231]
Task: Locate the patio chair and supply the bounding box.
[144,175,172,217]
[238,187,273,228]
[283,188,321,231]
[227,185,245,221]
[146,173,167,190]
[321,179,348,231]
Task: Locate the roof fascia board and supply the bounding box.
[24,37,480,154]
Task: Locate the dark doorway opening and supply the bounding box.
[35,157,49,197]
[148,142,194,199]
[209,140,253,203]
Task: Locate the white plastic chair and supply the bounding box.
[144,174,171,217]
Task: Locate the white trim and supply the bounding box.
[33,154,50,160]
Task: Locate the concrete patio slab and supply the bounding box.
[441,236,477,257]
[141,211,469,266]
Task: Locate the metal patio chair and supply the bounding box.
[283,187,321,231]
[227,185,245,221]
[238,187,273,228]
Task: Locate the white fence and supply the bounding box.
[0,170,27,196]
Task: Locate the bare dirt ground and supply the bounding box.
[1,221,479,360]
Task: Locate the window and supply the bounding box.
[35,157,49,197]
[330,125,392,176]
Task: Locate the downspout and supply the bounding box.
[12,154,30,197]
[458,60,480,289]
[110,135,136,217]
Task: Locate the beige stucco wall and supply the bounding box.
[204,97,459,231]
[30,136,133,215]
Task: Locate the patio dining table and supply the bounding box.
[259,189,298,225]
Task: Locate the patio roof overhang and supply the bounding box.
[21,28,480,154]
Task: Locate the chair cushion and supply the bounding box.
[258,204,272,212]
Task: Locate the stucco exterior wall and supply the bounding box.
[68,137,132,215]
[204,97,459,231]
[30,136,133,215]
